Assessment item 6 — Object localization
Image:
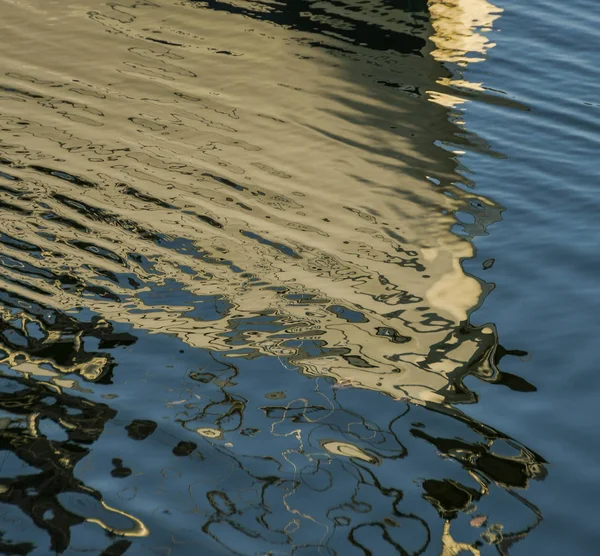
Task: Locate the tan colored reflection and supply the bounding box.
[428,0,503,106]
[0,0,500,407]
[321,441,379,464]
[196,427,223,439]
[85,498,150,538]
[441,521,481,555]
[429,0,502,65]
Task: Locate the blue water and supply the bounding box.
[461,0,600,551]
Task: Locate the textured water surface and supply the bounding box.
[0,0,598,554]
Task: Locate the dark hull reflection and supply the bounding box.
[0,0,544,553]
[195,0,429,54]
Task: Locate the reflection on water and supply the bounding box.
[430,0,502,63]
[0,0,544,553]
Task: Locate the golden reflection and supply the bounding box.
[2,0,498,402]
[85,498,150,538]
[429,0,502,65]
[196,427,223,439]
[321,440,379,464]
[441,520,481,555]
[428,0,503,106]
[0,0,545,552]
[0,0,509,408]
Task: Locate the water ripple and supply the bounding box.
[0,0,545,553]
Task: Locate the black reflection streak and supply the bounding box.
[0,373,116,553]
[192,0,428,54]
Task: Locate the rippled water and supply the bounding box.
[0,0,598,554]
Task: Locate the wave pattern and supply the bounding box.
[0,0,543,554]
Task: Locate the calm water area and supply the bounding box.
[0,0,599,554]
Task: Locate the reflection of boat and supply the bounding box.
[0,0,544,552]
[0,0,504,406]
[0,137,499,406]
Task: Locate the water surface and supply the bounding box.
[0,0,597,554]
